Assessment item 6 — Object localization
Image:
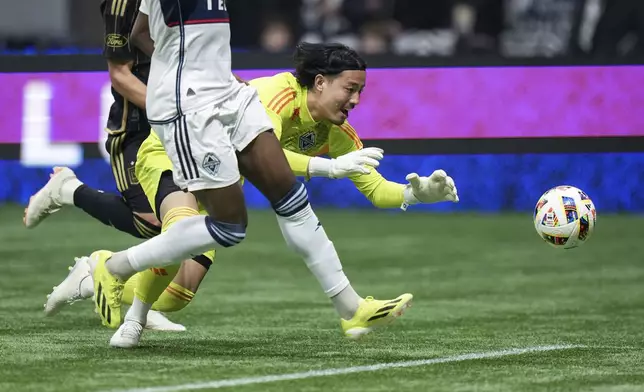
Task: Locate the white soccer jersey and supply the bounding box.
[139,0,241,123]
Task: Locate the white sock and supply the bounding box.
[125,297,152,325]
[332,285,362,320]
[105,215,246,280]
[59,178,83,205]
[276,204,361,319]
[105,251,137,280]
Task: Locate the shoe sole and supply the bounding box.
[344,298,413,339]
[145,324,187,332]
[144,312,187,332]
[109,337,142,349]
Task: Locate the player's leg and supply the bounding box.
[124,246,211,330]
[121,225,212,315]
[115,252,210,340]
[23,167,161,237]
[110,178,194,333]
[90,114,248,330]
[233,87,412,338]
[110,137,236,347]
[44,132,213,334]
[108,133,215,344]
[110,189,198,346]
[41,134,163,319]
[137,258,210,329]
[24,132,162,237]
[237,134,362,316]
[44,200,208,332]
[120,261,206,332]
[123,255,210,313]
[168,253,210,295]
[43,251,187,332]
[111,132,166,234]
[42,144,193,332]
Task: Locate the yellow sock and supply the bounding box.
[133,207,200,305]
[152,281,195,312]
[122,274,139,307]
[122,275,195,312]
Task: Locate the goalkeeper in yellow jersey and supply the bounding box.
[47,42,458,347]
[248,43,458,209]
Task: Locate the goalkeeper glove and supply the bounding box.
[401,170,459,211]
[307,147,384,179]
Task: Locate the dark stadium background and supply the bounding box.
[1,0,643,212]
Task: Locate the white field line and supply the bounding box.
[109,344,585,392]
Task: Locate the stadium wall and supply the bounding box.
[1,54,643,212]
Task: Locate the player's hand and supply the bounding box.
[403,170,459,205]
[329,147,384,179]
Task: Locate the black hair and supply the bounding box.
[293,42,367,89]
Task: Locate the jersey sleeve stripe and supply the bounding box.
[268,91,296,113]
[342,124,362,145]
[340,124,363,149]
[342,122,359,135]
[266,87,295,110]
[273,93,296,114]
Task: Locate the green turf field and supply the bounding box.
[0,205,643,392]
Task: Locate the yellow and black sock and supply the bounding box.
[153,281,195,312]
[132,207,200,306]
[122,275,195,312]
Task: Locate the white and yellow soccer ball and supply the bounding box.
[533,185,597,249]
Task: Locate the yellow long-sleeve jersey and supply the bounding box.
[249,72,405,209]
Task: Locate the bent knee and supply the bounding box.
[204,216,246,248]
[161,204,200,232]
[133,211,162,228]
[132,213,162,239]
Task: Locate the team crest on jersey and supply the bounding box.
[202,153,220,176]
[127,166,139,185]
[299,131,316,151]
[105,34,128,48]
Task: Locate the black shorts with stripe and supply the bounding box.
[105,131,154,214]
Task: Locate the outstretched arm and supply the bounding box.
[330,123,458,209]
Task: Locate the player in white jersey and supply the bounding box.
[84,0,415,348]
[144,0,242,128]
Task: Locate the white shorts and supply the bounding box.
[152,85,273,192]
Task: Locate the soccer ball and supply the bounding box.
[533,185,597,249]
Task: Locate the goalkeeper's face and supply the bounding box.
[317,70,366,125]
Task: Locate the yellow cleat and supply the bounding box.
[341,293,413,339]
[92,250,124,329]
